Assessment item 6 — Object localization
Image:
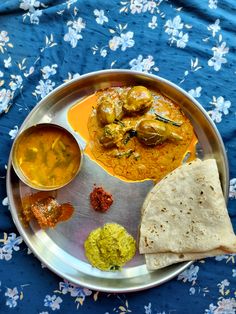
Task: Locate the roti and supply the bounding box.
[139,159,236,269]
[145,249,227,270]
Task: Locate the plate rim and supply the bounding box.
[6,69,229,292]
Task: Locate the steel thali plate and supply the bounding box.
[7,70,229,292]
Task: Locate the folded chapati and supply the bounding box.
[139,159,236,269]
[145,249,227,270]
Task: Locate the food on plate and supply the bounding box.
[21,193,74,228]
[97,88,182,149]
[136,119,183,146]
[96,89,124,125]
[97,96,119,125]
[84,86,197,182]
[123,86,153,115]
[20,191,56,225]
[84,223,136,271]
[99,122,128,148]
[144,249,229,270]
[90,186,113,213]
[31,197,74,229]
[139,159,236,270]
[13,124,81,189]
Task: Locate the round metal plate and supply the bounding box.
[7,70,229,292]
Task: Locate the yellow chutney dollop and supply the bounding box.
[84,223,136,271]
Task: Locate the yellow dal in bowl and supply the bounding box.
[12,124,82,190]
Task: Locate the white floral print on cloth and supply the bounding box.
[5,287,20,308]
[0,88,12,113]
[0,0,235,313]
[208,40,229,71]
[229,179,236,199]
[94,9,109,25]
[109,30,135,51]
[188,86,202,98]
[44,295,63,311]
[164,15,191,48]
[19,0,47,24]
[0,233,23,261]
[208,96,231,123]
[129,55,159,73]
[64,16,86,48]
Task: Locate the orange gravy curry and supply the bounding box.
[68,87,197,182]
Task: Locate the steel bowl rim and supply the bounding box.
[11,122,83,191]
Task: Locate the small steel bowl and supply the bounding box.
[11,123,83,191]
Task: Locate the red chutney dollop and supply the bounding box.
[90,186,113,213]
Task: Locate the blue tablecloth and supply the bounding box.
[0,1,236,313]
